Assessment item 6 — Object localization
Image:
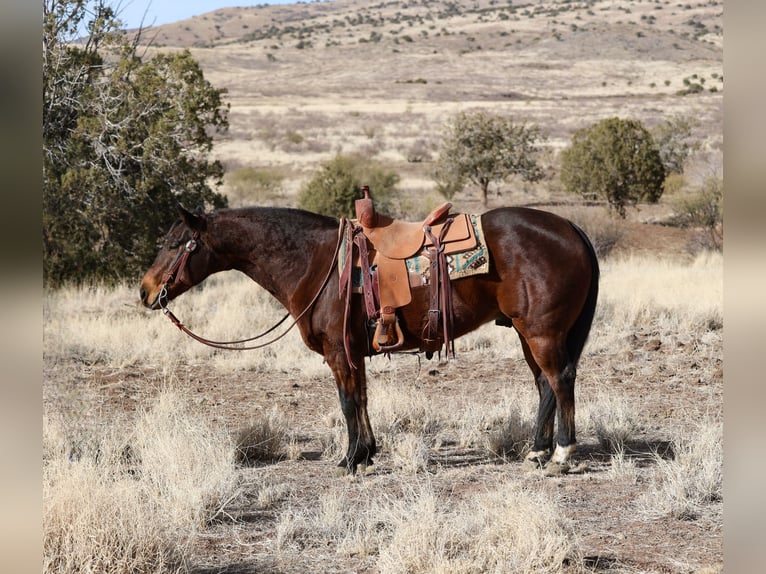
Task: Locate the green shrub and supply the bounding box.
[560,117,666,217]
[434,110,545,206]
[298,154,400,218]
[43,4,228,286]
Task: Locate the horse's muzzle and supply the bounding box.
[139,284,162,310]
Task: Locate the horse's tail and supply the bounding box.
[566,221,600,366]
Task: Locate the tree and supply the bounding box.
[560,117,666,217]
[298,154,400,219]
[652,114,700,175]
[672,176,723,251]
[434,110,545,206]
[43,0,229,286]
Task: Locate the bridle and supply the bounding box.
[156,219,346,351]
[160,231,201,289]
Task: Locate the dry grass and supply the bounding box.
[588,250,723,355]
[43,273,327,376]
[377,481,582,573]
[43,391,239,573]
[234,407,293,465]
[44,0,723,569]
[638,417,723,520]
[275,479,581,573]
[588,390,642,453]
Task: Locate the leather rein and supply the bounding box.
[157,219,346,351]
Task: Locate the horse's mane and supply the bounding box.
[212,206,340,232]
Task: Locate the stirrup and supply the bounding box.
[372,316,404,352]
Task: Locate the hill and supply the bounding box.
[134,0,723,252]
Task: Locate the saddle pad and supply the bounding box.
[405,214,490,281]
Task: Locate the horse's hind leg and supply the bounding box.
[522,333,578,471]
[517,335,556,466]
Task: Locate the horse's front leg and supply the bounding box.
[324,348,376,475]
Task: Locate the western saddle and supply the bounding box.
[340,186,477,364]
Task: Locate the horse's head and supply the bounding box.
[139,204,217,310]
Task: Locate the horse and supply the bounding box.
[140,203,599,475]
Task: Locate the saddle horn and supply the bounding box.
[355,185,377,228]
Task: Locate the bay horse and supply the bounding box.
[139,204,599,475]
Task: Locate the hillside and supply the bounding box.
[133,0,723,242]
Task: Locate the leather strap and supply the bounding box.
[422,217,456,358]
[162,231,200,288]
[354,230,378,322]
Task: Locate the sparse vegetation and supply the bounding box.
[638,417,722,520]
[589,391,642,453]
[45,247,723,572]
[44,392,239,573]
[225,165,285,207]
[235,408,292,465]
[668,175,723,251]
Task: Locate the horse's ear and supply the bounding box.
[177,203,207,231]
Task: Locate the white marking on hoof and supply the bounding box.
[550,443,576,464]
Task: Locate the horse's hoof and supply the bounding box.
[542,461,571,477]
[522,449,550,471]
[334,461,356,477]
[357,463,375,476]
[522,457,545,471]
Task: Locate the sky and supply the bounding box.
[108,0,300,30]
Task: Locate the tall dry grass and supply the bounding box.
[43,391,240,573]
[43,273,328,377]
[44,251,722,374]
[276,479,581,573]
[591,251,723,352]
[638,416,723,520]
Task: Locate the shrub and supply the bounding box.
[43,3,228,286]
[652,114,700,175]
[670,176,723,251]
[560,117,666,217]
[298,154,400,218]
